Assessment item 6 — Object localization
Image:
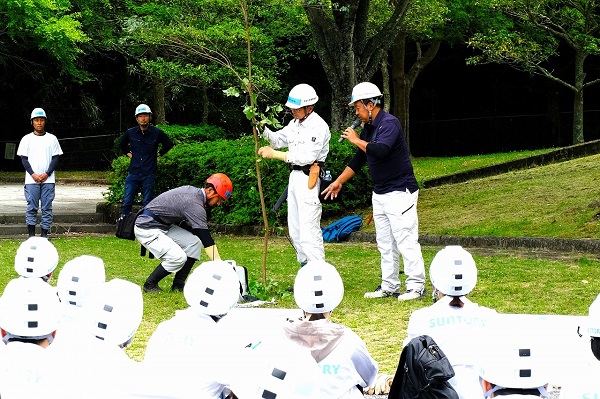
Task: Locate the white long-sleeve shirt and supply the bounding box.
[263,112,330,166]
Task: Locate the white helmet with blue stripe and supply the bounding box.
[30,108,47,120]
[285,84,318,109]
[134,103,152,116]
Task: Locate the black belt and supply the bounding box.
[289,162,325,171]
[141,209,167,225]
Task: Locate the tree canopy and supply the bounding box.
[467,0,600,144]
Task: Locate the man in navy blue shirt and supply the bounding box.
[322,82,426,301]
[119,104,174,217]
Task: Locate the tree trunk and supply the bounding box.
[381,57,391,113]
[392,32,409,145]
[391,34,440,152]
[148,49,166,124]
[201,84,209,123]
[572,49,586,144]
[152,76,166,124]
[303,0,410,131]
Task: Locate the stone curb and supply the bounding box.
[0,177,109,185]
[348,232,600,255]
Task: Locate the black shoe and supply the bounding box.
[144,263,170,293]
[143,282,163,293]
[171,284,184,292]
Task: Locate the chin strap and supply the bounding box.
[297,106,312,123]
[483,384,548,398]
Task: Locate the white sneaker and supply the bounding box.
[364,285,400,299]
[398,287,426,301]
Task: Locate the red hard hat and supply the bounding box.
[206,173,233,200]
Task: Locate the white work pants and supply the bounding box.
[372,189,425,292]
[134,225,203,272]
[287,170,325,263]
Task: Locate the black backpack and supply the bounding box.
[115,209,142,240]
[388,335,459,399]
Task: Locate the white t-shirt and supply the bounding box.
[404,295,497,399]
[131,308,235,399]
[17,132,63,184]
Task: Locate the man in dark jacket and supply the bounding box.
[120,103,174,217]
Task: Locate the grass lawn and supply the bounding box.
[0,148,598,375]
[1,235,598,374]
[339,153,600,239]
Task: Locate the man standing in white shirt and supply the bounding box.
[17,108,63,238]
[258,84,330,266]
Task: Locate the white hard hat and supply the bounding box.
[0,277,60,340]
[14,237,59,279]
[86,278,143,347]
[587,293,600,337]
[348,82,383,105]
[293,261,344,313]
[30,108,47,120]
[183,261,240,316]
[478,320,549,394]
[57,255,106,308]
[134,103,152,116]
[230,341,321,399]
[285,84,319,109]
[429,245,477,297]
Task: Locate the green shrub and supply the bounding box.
[105,126,374,225]
[158,124,228,144]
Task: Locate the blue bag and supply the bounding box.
[321,215,363,243]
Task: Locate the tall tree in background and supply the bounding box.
[302,0,411,130]
[0,0,90,124]
[0,0,89,80]
[119,0,307,125]
[467,0,600,144]
[389,0,448,149]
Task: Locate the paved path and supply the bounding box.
[0,184,108,215]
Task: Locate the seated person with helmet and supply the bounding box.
[558,293,600,399]
[130,261,241,399]
[284,261,379,398]
[404,245,497,399]
[47,278,144,399]
[0,278,61,398]
[134,173,233,293]
[478,318,551,398]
